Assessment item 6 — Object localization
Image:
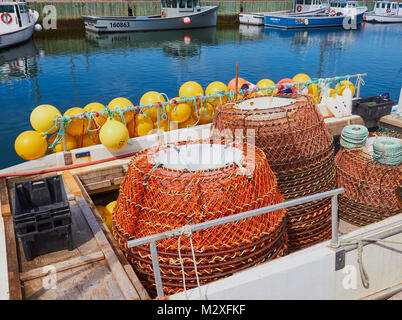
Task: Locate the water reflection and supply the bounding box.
[85,27,218,57]
[0,40,42,83]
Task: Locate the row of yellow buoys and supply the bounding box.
[15,74,355,161]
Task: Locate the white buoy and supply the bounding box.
[34,24,43,32]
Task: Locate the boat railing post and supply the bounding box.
[330,194,339,247]
[149,241,164,299]
[356,76,361,99]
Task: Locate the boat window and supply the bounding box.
[0,5,15,13]
[172,0,177,8]
[382,3,385,8]
[305,0,311,5]
[19,4,27,13]
[166,0,171,8]
[187,0,193,8]
[194,0,198,6]
[341,3,346,7]
[296,0,304,4]
[179,0,185,8]
[161,0,167,8]
[387,3,391,8]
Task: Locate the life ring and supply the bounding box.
[386,8,391,13]
[330,9,336,16]
[1,12,12,25]
[296,5,302,12]
[161,10,166,18]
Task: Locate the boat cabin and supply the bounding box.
[329,1,367,14]
[0,2,32,30]
[293,0,325,13]
[161,0,201,18]
[372,1,401,15]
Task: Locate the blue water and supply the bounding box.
[0,23,401,169]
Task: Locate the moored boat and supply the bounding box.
[364,1,402,23]
[0,2,40,50]
[82,0,218,33]
[239,0,326,26]
[328,0,367,16]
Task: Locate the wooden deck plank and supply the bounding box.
[20,251,104,282]
[23,260,126,300]
[0,179,11,217]
[76,196,141,300]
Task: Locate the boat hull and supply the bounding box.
[264,12,364,29]
[364,12,402,23]
[83,6,218,33]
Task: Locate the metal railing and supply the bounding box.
[127,187,345,298]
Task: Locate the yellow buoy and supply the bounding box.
[15,131,48,160]
[108,97,134,123]
[168,100,192,123]
[179,115,197,129]
[99,118,129,150]
[292,73,311,83]
[335,81,355,97]
[308,83,318,97]
[64,107,88,137]
[126,119,136,138]
[153,119,169,132]
[256,79,277,95]
[140,91,166,123]
[84,102,107,128]
[179,81,204,99]
[194,102,214,125]
[96,205,107,218]
[103,215,113,231]
[105,201,117,216]
[135,113,154,136]
[48,133,77,153]
[30,105,61,134]
[76,134,97,148]
[205,81,229,106]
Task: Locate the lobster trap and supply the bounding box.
[112,140,287,296]
[335,133,402,226]
[212,93,335,251]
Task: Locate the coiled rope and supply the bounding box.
[372,137,402,166]
[340,125,369,149]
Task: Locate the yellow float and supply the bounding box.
[15,131,48,160]
[335,80,356,97]
[179,115,197,129]
[105,201,116,216]
[292,73,311,83]
[205,81,229,106]
[108,97,134,123]
[30,105,61,134]
[256,79,276,95]
[194,102,214,125]
[167,98,192,123]
[99,118,129,150]
[135,113,154,137]
[179,81,204,99]
[48,133,77,153]
[76,134,97,148]
[96,205,107,218]
[140,91,166,123]
[84,102,107,128]
[64,107,88,137]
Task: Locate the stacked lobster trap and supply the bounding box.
[112,140,288,296]
[335,126,402,226]
[212,93,335,252]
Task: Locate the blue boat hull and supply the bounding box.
[264,12,364,29]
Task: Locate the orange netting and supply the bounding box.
[212,93,335,252]
[335,133,402,226]
[112,140,287,297]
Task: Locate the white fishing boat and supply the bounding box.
[82,0,218,33]
[0,2,40,50]
[364,1,402,23]
[328,0,367,16]
[239,0,326,26]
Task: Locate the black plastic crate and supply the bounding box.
[12,175,73,260]
[352,96,395,120]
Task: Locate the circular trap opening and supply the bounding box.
[154,143,243,171]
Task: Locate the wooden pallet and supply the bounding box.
[1,165,149,300]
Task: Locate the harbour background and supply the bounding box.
[0,2,401,170]
[27,0,378,25]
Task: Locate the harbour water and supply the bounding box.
[0,23,401,169]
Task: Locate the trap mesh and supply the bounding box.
[112,140,287,296]
[336,133,402,226]
[212,93,335,252]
